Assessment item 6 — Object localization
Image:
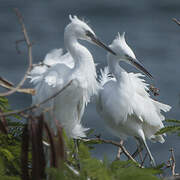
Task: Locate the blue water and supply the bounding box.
[0,0,180,171]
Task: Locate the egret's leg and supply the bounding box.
[73,139,81,169]
[132,138,144,159]
[141,138,156,167]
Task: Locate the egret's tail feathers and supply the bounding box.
[99,67,112,87]
[150,134,165,144]
[143,122,166,143]
[154,100,171,113]
[153,100,171,122]
[71,124,89,139]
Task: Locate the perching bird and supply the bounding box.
[29,15,116,139]
[96,33,171,166]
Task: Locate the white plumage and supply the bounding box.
[29,15,115,139]
[96,33,171,166]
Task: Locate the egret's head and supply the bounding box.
[66,15,116,55]
[108,33,152,78]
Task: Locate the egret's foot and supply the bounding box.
[150,157,156,167]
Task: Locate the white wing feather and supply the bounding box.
[29,48,74,84]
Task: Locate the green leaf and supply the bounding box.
[110,160,160,180]
[165,119,180,124]
[81,158,111,180]
[155,125,180,135]
[0,148,14,161]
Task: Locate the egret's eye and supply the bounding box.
[85,30,94,38]
[124,54,132,59]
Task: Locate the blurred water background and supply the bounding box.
[0,0,180,170]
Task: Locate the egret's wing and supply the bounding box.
[128,72,171,124]
[31,63,72,113]
[98,67,114,86]
[96,67,119,123]
[29,65,48,84]
[44,48,74,68]
[96,67,115,114]
[127,72,171,142]
[29,48,74,84]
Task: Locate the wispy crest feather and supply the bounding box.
[69,14,89,25]
[112,32,126,45]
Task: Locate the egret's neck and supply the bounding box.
[64,32,94,69]
[107,56,125,81]
[64,27,98,97]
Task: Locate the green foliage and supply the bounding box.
[0,134,21,176]
[47,141,161,180]
[0,97,9,110]
[156,119,180,136]
[109,160,160,180]
[0,97,22,179]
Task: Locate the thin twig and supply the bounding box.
[172,18,180,26]
[0,76,35,95]
[0,8,33,96]
[82,137,140,166]
[0,80,73,117]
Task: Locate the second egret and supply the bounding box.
[96,33,171,166]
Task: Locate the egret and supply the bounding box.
[96,33,171,166]
[29,15,116,139]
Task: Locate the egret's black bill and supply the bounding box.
[86,30,116,55]
[129,57,153,79]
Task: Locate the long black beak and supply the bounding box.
[127,56,153,79]
[86,30,116,55]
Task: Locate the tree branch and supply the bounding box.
[0,76,35,95]
[172,18,180,26]
[0,8,33,96]
[0,80,73,117]
[82,137,140,166]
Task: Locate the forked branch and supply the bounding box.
[0,8,33,96]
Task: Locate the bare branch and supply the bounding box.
[82,137,140,166]
[0,8,33,96]
[0,80,73,117]
[0,76,35,95]
[169,148,176,176]
[172,18,180,26]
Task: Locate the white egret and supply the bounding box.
[29,15,116,139]
[96,33,171,166]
